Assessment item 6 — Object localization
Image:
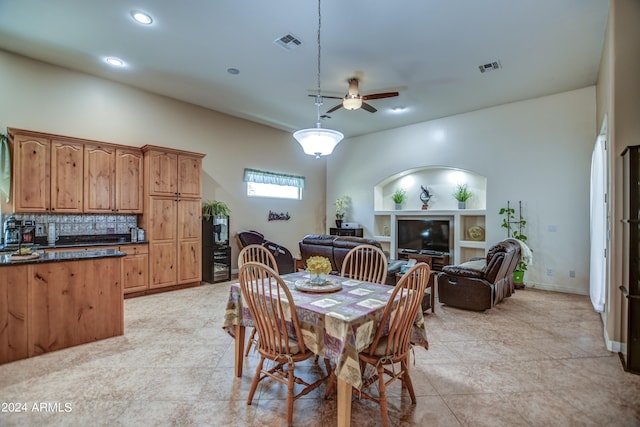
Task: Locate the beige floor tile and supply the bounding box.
[1,282,639,426]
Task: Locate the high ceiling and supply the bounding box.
[0,0,609,138]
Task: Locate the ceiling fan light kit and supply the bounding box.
[342,96,362,110]
[293,0,344,158]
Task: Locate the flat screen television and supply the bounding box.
[397,218,452,254]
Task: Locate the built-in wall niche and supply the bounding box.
[373,166,488,263]
[373,166,487,211]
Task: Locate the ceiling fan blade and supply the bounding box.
[307,94,344,100]
[326,103,344,113]
[361,102,377,113]
[362,91,399,100]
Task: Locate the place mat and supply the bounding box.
[11,252,40,261]
[295,279,343,293]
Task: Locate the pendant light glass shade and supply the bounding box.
[293,0,343,158]
[294,125,344,158]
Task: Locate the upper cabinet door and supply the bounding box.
[84,144,115,213]
[50,140,84,213]
[178,155,202,198]
[13,134,50,212]
[147,150,178,196]
[115,148,143,213]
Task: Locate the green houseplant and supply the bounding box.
[499,201,529,287]
[391,188,407,209]
[202,200,231,220]
[334,195,349,227]
[453,183,472,209]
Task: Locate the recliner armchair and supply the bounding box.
[437,239,521,311]
[236,230,295,274]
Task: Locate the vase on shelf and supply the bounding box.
[335,219,343,228]
[395,203,402,210]
[458,201,466,209]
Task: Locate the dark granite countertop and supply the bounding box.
[0,234,148,253]
[0,248,126,266]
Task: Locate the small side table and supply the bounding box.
[396,270,437,314]
[294,257,305,271]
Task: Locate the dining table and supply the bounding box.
[222,271,429,427]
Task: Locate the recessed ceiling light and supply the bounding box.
[227,68,240,75]
[391,106,407,113]
[131,11,153,25]
[105,57,126,67]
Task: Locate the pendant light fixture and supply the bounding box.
[293,0,344,158]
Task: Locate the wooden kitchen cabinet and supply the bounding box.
[84,144,143,213]
[177,198,202,284]
[120,244,149,294]
[84,144,116,212]
[0,265,29,364]
[146,150,178,196]
[115,148,143,213]
[14,133,84,213]
[10,128,142,214]
[141,146,204,291]
[13,134,50,212]
[50,139,84,212]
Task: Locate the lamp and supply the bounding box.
[293,0,343,158]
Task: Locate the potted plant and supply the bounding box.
[453,183,472,209]
[202,200,231,220]
[391,188,407,210]
[334,195,349,228]
[499,201,530,288]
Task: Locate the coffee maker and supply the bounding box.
[3,216,36,248]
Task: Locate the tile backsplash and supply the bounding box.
[1,213,138,237]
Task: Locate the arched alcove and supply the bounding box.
[374,166,487,211]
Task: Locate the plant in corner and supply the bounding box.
[202,200,231,220]
[499,201,530,288]
[453,183,472,209]
[391,188,407,209]
[334,195,349,228]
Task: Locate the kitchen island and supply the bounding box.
[0,249,125,364]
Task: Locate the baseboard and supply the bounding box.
[603,320,626,353]
[522,281,588,296]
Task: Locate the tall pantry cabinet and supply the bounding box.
[140,146,205,289]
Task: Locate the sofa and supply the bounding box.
[236,230,295,274]
[299,234,405,285]
[437,238,521,311]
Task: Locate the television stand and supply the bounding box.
[398,251,450,272]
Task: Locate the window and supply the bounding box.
[244,168,305,200]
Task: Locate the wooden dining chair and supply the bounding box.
[340,244,388,284]
[328,262,431,427]
[238,244,278,356]
[238,262,331,426]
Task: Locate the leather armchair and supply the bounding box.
[236,230,295,274]
[437,239,521,311]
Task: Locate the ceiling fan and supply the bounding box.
[312,78,399,113]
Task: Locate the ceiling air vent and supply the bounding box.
[478,60,501,73]
[274,33,302,50]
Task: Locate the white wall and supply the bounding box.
[0,50,328,264]
[328,87,596,294]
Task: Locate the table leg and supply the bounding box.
[337,378,351,427]
[431,272,436,313]
[234,324,245,377]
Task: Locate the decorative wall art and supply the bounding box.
[268,211,291,221]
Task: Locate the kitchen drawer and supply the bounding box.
[119,244,149,255]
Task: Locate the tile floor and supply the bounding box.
[1,282,639,426]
